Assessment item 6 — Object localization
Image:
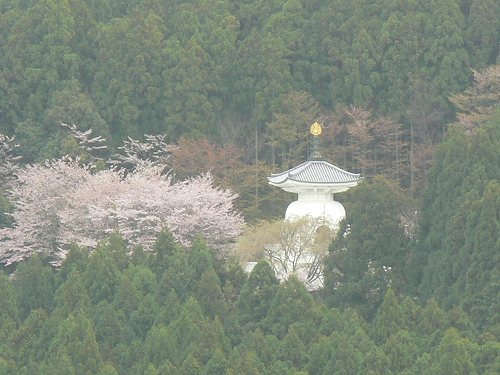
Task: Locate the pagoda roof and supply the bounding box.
[268,160,361,186]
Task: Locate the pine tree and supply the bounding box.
[195,268,227,319]
[430,328,478,375]
[48,311,102,375]
[324,178,411,317]
[372,289,406,343]
[236,260,279,328]
[417,120,500,330]
[13,255,55,320]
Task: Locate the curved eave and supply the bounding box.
[267,160,361,186]
[268,179,360,194]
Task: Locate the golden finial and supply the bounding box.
[310,121,322,136]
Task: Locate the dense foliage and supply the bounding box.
[322,116,499,332]
[0,0,498,184]
[0,233,498,374]
[416,119,500,334]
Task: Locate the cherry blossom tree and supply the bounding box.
[61,123,108,168]
[59,167,242,253]
[0,161,243,266]
[0,159,91,264]
[108,134,177,173]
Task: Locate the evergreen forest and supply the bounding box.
[0,0,499,374]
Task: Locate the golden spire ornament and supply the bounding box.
[310,121,322,136]
[309,121,322,160]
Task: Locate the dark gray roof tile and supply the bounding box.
[268,160,361,185]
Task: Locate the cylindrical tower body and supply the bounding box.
[285,192,346,229]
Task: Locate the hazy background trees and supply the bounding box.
[1,0,497,190]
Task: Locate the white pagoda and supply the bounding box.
[268,122,361,230]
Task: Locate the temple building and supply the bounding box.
[244,122,361,290]
[268,122,361,230]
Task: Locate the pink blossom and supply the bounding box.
[1,160,243,265]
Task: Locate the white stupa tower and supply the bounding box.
[268,122,361,230]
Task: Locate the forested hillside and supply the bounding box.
[0,0,499,373]
[1,0,498,165]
